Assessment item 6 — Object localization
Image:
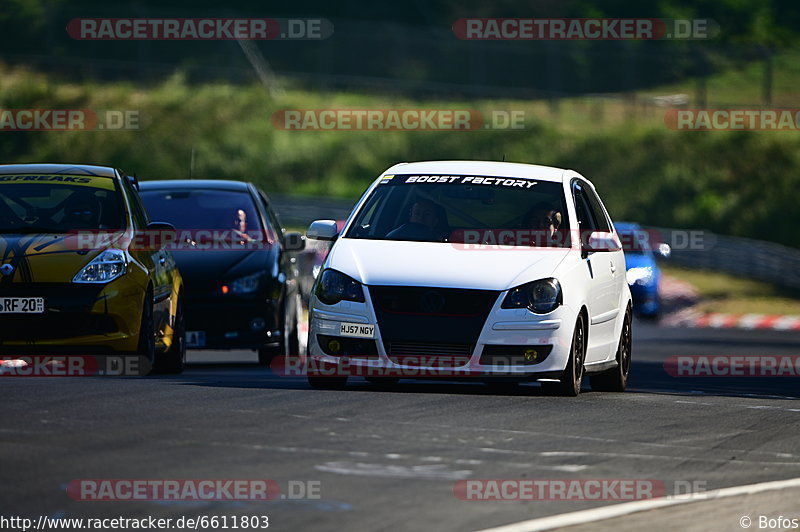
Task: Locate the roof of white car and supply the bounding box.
[382,160,569,182]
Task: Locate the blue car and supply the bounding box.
[615,222,669,319]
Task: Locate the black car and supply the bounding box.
[138,180,305,364]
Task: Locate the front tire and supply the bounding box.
[544,313,586,396]
[258,295,301,367]
[155,297,186,375]
[590,305,632,392]
[137,293,156,376]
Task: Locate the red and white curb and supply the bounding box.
[663,310,800,330]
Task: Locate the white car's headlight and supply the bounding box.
[314,269,365,305]
[502,278,562,314]
[73,249,127,283]
[626,266,654,286]
[230,271,264,294]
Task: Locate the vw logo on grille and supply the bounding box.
[420,290,446,313]
[0,263,14,277]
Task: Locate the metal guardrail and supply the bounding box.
[269,193,355,229]
[653,227,800,290]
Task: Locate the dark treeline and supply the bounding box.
[2,0,798,95]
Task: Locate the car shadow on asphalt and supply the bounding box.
[171,359,799,400]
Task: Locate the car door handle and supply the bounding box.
[610,262,616,274]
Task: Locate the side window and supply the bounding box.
[582,185,612,232]
[120,176,148,229]
[572,184,597,232]
[256,190,281,241]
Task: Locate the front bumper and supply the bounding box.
[629,282,660,315]
[307,287,575,380]
[0,279,143,354]
[183,295,282,349]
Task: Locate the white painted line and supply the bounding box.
[475,476,800,532]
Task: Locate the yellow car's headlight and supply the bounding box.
[73,249,127,283]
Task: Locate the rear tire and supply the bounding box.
[155,297,186,375]
[590,306,632,392]
[543,313,586,396]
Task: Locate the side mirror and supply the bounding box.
[284,231,306,251]
[144,221,177,250]
[584,231,621,252]
[307,220,339,241]
[656,242,671,258]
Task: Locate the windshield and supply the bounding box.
[0,175,123,233]
[140,188,265,240]
[345,174,570,247]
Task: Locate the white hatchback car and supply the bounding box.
[305,161,632,395]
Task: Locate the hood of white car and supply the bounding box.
[328,238,572,291]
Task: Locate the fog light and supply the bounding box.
[327,339,342,354]
[523,349,539,362]
[250,318,266,331]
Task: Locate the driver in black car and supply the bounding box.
[386,198,447,241]
[232,208,256,244]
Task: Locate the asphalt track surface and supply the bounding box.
[2,320,799,532]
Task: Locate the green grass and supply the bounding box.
[661,264,800,315]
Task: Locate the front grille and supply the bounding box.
[0,313,118,341]
[370,286,497,317]
[388,341,473,367]
[369,286,499,346]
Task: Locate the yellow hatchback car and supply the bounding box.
[0,163,185,374]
